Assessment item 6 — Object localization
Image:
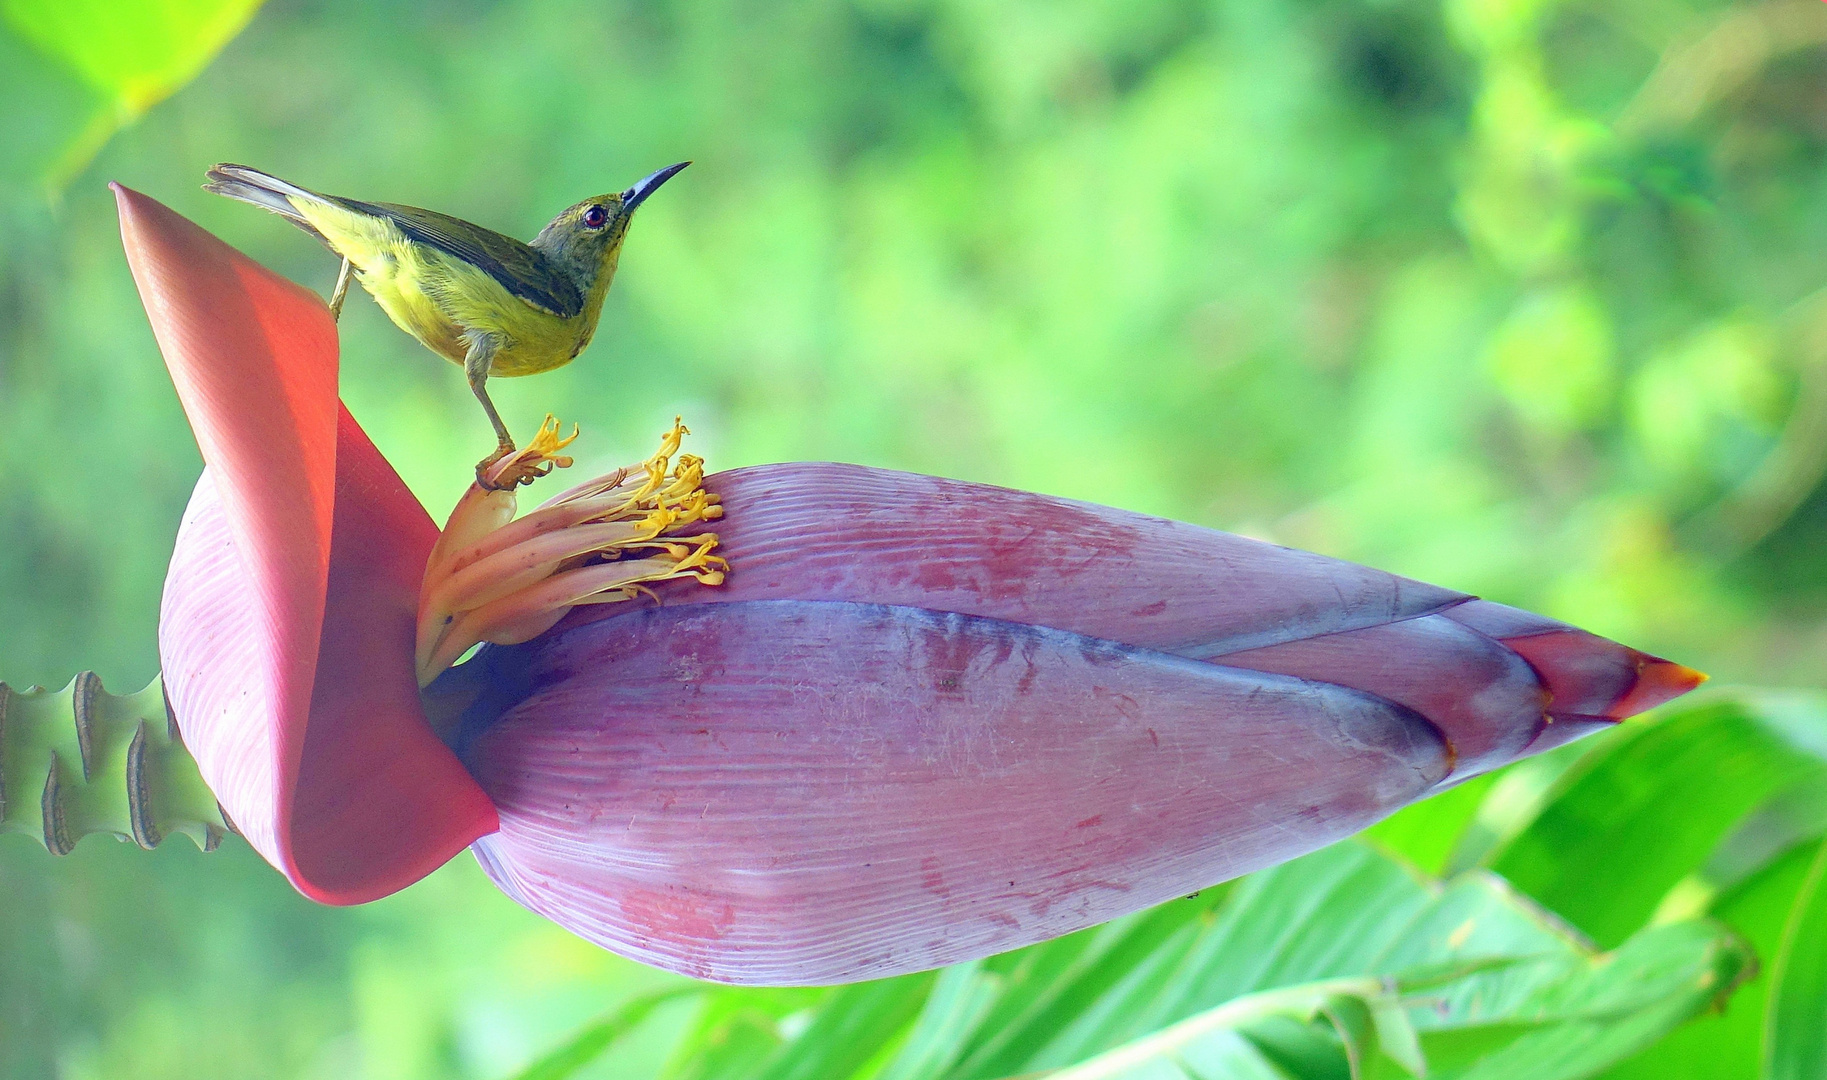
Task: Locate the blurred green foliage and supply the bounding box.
[509,839,1755,1080]
[1,0,260,192]
[4,0,1827,1075]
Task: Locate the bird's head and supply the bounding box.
[533,161,689,285]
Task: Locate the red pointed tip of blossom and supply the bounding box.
[1484,625,1704,725]
[123,188,496,903]
[1607,658,1707,719]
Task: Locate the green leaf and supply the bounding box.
[1363,771,1501,877]
[1480,692,1827,1079]
[1597,839,1821,1080]
[507,989,695,1080]
[1413,922,1752,1080]
[877,961,1005,1080]
[1037,977,1387,1080]
[746,973,936,1080]
[1026,916,1750,1080]
[613,842,1752,1080]
[1487,699,1824,948]
[1648,778,1827,926]
[1767,841,1827,1079]
[655,986,828,1080]
[954,844,1432,1077]
[0,0,263,188]
[1242,1013,1352,1080]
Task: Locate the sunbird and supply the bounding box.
[203,161,690,483]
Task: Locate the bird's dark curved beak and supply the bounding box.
[623,161,690,210]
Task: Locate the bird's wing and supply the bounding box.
[333,198,585,319]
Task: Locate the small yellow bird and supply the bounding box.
[204,161,689,483]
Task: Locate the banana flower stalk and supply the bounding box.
[0,186,1703,987]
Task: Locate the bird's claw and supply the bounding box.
[327,256,353,323]
[474,445,519,491]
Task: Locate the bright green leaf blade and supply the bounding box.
[1241,1014,1352,1080]
[1442,740,1597,876]
[1598,839,1821,1080]
[2,0,260,109]
[1650,778,1827,926]
[947,889,1232,1078]
[878,961,1005,1080]
[1365,771,1500,876]
[656,986,828,1080]
[1767,841,1827,1080]
[746,973,936,1080]
[1592,694,1827,1079]
[0,0,263,186]
[1367,998,1425,1077]
[507,989,695,1080]
[1424,922,1753,1080]
[1038,978,1383,1080]
[955,844,1434,1077]
[1031,917,1749,1080]
[604,842,1756,1080]
[1489,699,1823,948]
[990,844,1751,1080]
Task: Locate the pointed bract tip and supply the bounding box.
[111,182,156,226]
[122,192,496,905]
[1607,657,1708,720]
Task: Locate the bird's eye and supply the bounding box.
[582,204,609,229]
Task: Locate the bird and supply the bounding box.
[203,161,690,485]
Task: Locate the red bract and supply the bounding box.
[119,185,497,903]
[118,186,1703,984]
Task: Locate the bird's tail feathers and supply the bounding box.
[203,164,330,241]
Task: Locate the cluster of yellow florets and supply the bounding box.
[413,416,725,685]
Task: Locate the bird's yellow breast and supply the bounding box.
[293,201,588,376]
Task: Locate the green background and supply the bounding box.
[3,0,1825,1076]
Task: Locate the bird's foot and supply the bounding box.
[475,416,578,490]
[327,257,352,322]
[474,446,515,490]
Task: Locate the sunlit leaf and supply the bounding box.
[523,843,1750,1080]
[1036,977,1391,1080]
[746,975,936,1080]
[1494,692,1827,1078]
[1596,804,1827,1076]
[508,989,694,1080]
[877,961,1004,1080]
[1032,914,1748,1080]
[0,0,262,187]
[1487,698,1826,948]
[1363,771,1500,876]
[1767,842,1827,1080]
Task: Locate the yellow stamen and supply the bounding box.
[414,417,725,686]
[482,414,579,490]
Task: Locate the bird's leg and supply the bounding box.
[328,257,353,321]
[464,334,517,488]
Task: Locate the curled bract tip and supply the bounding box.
[122,186,496,904]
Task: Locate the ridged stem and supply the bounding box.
[0,671,230,854]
